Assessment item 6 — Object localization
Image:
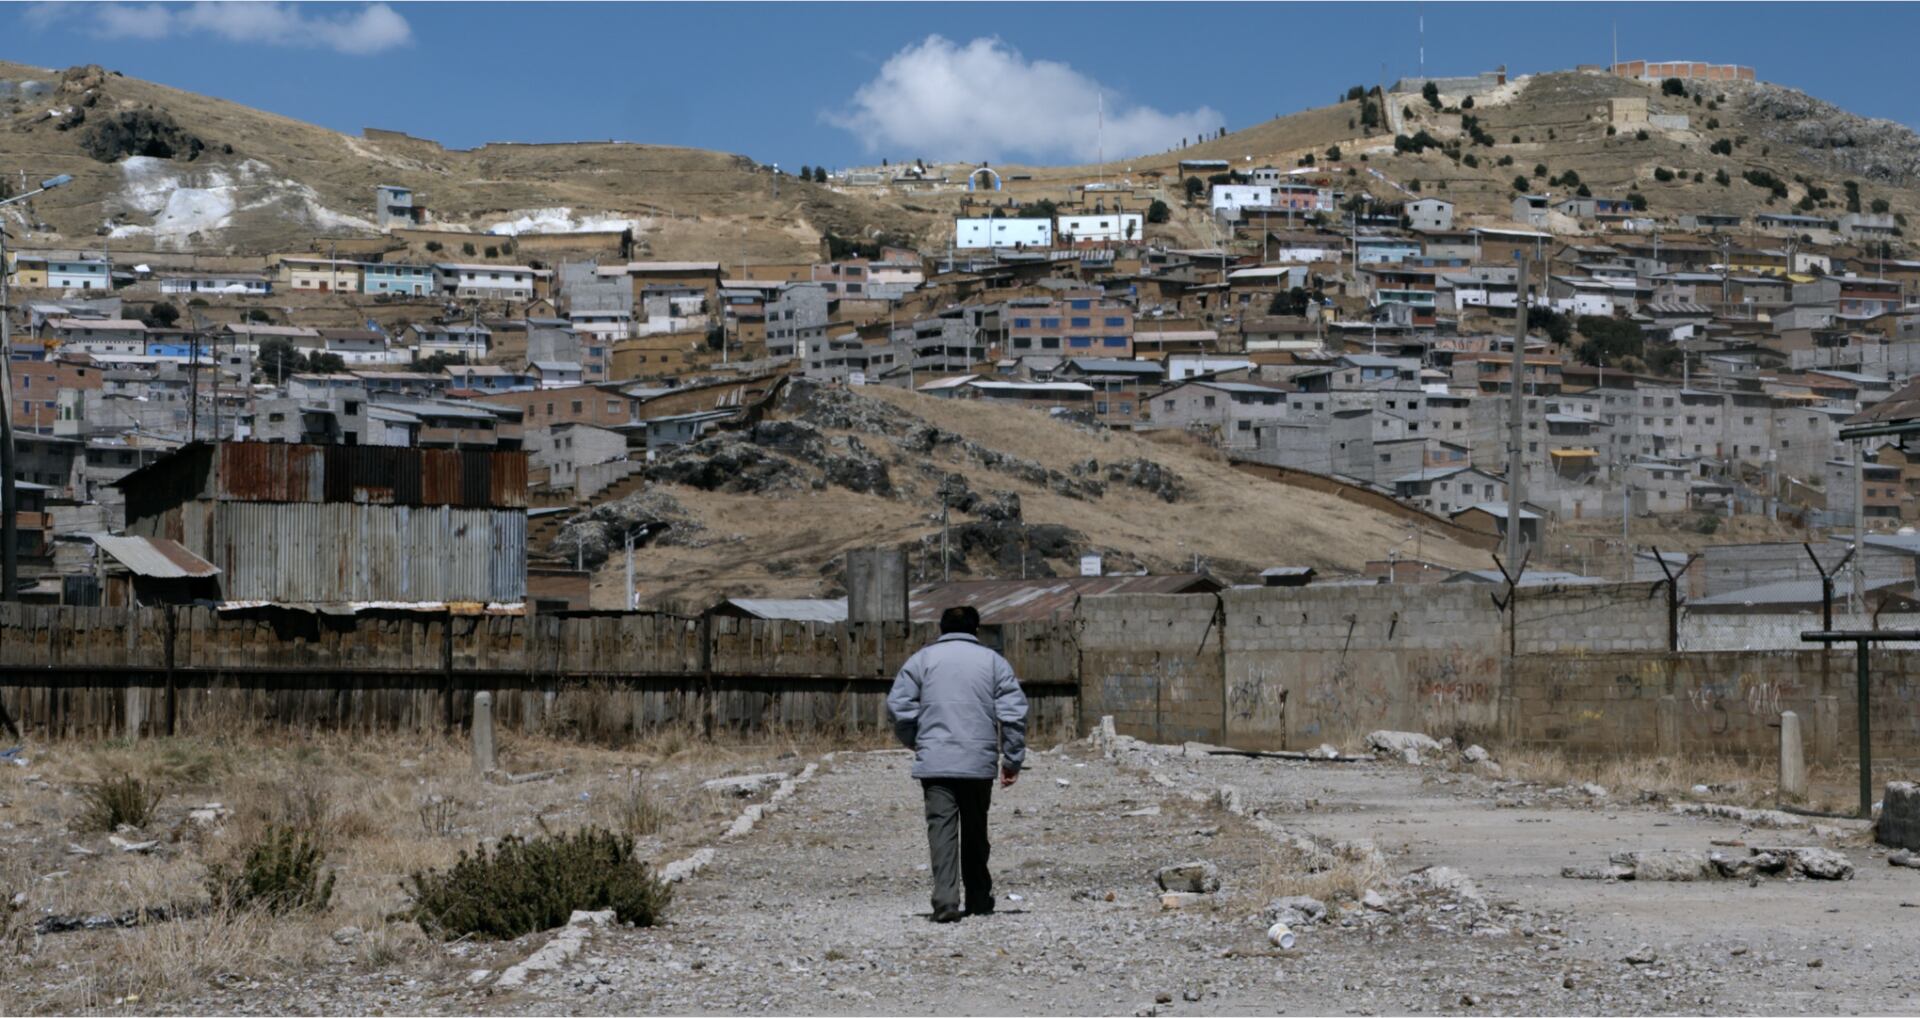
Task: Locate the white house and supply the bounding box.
[1056,213,1144,244]
[433,263,536,300]
[1405,198,1455,232]
[1210,185,1276,217]
[411,323,492,361]
[44,258,112,291]
[50,317,147,356]
[953,217,1053,250]
[159,273,271,296]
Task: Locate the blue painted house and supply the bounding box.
[362,262,434,297]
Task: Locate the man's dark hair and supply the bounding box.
[939,606,981,635]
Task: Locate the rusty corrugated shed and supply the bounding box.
[116,442,527,511]
[213,501,525,603]
[909,574,1221,624]
[216,443,526,508]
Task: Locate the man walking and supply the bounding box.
[886,605,1028,923]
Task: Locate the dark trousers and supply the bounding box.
[920,778,993,913]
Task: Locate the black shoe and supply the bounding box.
[966,901,995,916]
[932,907,965,923]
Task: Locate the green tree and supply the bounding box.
[1653,167,1675,182]
[1661,77,1687,97]
[143,301,180,328]
[814,167,827,183]
[1146,199,1171,224]
[1345,85,1367,102]
[1359,99,1381,130]
[1528,307,1571,346]
[1873,197,1891,214]
[1533,163,1547,178]
[1628,191,1648,211]
[246,308,273,323]
[1574,315,1642,366]
[1512,175,1530,192]
[1422,81,1441,109]
[1715,168,1731,186]
[1460,95,1475,110]
[257,336,304,380]
[1183,176,1204,201]
[1325,145,1341,162]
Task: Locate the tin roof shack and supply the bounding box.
[115,442,529,606]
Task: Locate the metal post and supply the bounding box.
[940,497,950,582]
[624,527,635,611]
[1855,640,1872,818]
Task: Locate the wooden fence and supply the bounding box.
[0,604,1079,742]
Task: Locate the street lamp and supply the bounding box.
[2,172,75,599]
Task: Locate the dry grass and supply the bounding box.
[0,725,844,1010]
[1242,842,1388,908]
[614,384,1490,605]
[1487,746,1861,814]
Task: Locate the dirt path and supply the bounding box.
[480,743,1869,1016]
[1174,750,1920,1015]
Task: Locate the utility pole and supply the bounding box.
[940,497,950,582]
[0,172,74,600]
[624,526,635,611]
[1853,439,1866,612]
[1506,251,1531,572]
[1622,482,1632,580]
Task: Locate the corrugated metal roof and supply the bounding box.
[92,535,220,578]
[717,598,849,622]
[910,574,1221,624]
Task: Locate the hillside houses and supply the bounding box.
[9,129,1920,605]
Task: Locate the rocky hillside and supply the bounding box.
[0,60,941,258]
[552,382,1489,607]
[8,60,1920,258]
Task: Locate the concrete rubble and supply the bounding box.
[1564,845,1855,881]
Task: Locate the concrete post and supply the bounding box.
[472,691,497,775]
[1656,695,1680,757]
[1815,695,1840,765]
[1778,710,1808,801]
[1879,781,1920,850]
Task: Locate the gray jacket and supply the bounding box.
[886,632,1028,780]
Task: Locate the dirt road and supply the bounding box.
[456,739,1917,1016]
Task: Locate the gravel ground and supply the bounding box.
[97,737,1920,1015]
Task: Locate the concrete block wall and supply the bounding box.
[1512,582,1669,655]
[1221,584,1505,748]
[1510,649,1920,765]
[1679,612,1920,653]
[1077,593,1224,744]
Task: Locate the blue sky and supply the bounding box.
[13,2,1920,169]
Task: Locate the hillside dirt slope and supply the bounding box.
[560,383,1489,608]
[10,61,1920,258]
[0,59,941,258]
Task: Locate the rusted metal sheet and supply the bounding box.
[207,443,528,508]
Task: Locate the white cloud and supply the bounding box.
[825,35,1221,165]
[29,2,412,55]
